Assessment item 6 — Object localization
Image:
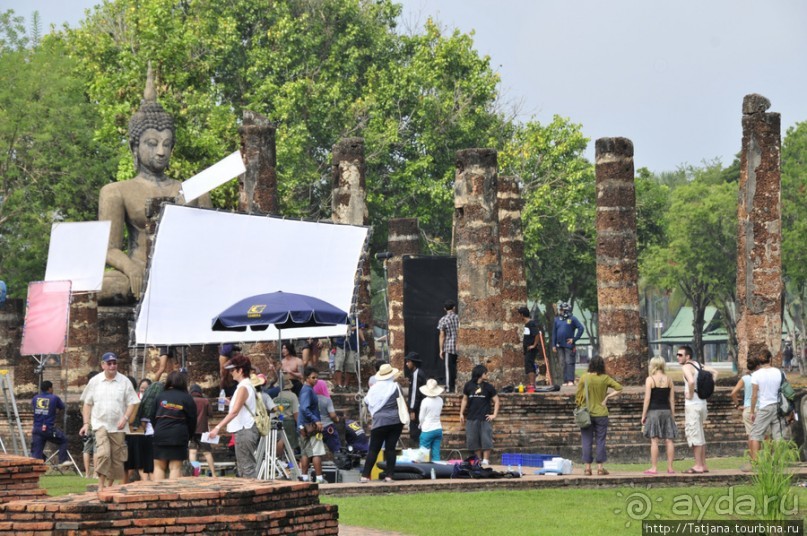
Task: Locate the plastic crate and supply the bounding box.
[501,453,555,468]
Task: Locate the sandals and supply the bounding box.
[682,467,705,474]
[643,469,657,475]
[583,468,592,476]
[597,468,609,476]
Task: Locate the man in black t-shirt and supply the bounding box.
[459,364,500,466]
[519,306,541,388]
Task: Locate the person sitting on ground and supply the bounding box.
[30,381,71,467]
[313,380,341,455]
[640,357,678,475]
[418,378,445,462]
[150,371,197,480]
[189,384,216,478]
[576,356,622,476]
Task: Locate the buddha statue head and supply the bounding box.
[128,64,175,174]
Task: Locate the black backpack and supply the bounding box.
[687,361,715,399]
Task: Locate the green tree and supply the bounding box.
[782,121,807,370]
[641,171,737,361]
[0,12,115,298]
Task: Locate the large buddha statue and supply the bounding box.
[98,66,210,304]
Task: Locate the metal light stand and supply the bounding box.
[255,419,300,481]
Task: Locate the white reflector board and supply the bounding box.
[180,151,246,203]
[135,205,368,345]
[44,221,110,292]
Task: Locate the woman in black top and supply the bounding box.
[640,357,678,475]
[150,371,197,480]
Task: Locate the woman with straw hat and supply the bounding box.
[418,378,445,462]
[360,363,405,483]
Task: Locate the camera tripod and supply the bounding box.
[255,419,300,481]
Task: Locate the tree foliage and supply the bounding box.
[0,12,115,297]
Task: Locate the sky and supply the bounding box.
[5,0,807,172]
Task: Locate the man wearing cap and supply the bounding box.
[31,381,71,466]
[552,302,585,387]
[437,300,459,393]
[404,352,426,446]
[79,352,140,491]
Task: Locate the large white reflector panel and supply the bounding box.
[180,151,246,203]
[135,205,368,345]
[44,221,110,292]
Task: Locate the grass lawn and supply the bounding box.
[325,486,807,536]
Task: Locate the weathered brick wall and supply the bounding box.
[386,218,420,369]
[0,455,47,504]
[238,110,278,215]
[0,477,337,535]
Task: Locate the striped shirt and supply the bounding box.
[437,310,459,354]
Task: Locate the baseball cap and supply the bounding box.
[102,352,118,363]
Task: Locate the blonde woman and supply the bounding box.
[640,357,678,474]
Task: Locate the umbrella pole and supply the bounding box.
[353,318,363,395]
[277,330,283,391]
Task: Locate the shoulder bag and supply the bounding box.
[396,385,411,426]
[574,376,592,429]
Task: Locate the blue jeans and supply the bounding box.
[559,347,576,383]
[419,428,443,462]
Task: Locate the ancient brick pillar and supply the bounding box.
[497,176,529,385]
[736,94,782,370]
[595,137,644,383]
[238,110,278,215]
[386,218,420,369]
[454,149,510,383]
[332,138,374,360]
[67,293,100,395]
[0,299,23,371]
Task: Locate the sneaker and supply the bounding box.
[316,476,326,484]
[481,459,490,466]
[59,461,73,467]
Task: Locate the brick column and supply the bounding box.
[332,138,374,359]
[454,149,506,382]
[595,137,644,383]
[386,218,420,369]
[497,176,528,385]
[238,110,278,215]
[67,293,100,394]
[736,94,782,369]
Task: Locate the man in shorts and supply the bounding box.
[79,352,139,491]
[678,345,718,474]
[333,323,364,392]
[749,349,789,461]
[297,367,326,483]
[459,364,500,466]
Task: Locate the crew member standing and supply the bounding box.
[437,300,459,393]
[404,352,426,446]
[552,302,585,386]
[518,306,541,388]
[31,381,71,466]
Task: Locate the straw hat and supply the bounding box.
[250,373,266,387]
[419,378,444,398]
[375,363,399,381]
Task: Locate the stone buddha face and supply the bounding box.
[136,128,173,176]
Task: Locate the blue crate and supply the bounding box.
[501,453,555,468]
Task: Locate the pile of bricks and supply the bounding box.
[0,455,47,504]
[0,477,338,535]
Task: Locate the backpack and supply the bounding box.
[777,370,796,418]
[687,361,715,399]
[136,381,164,422]
[246,386,271,436]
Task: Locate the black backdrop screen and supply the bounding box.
[403,256,457,381]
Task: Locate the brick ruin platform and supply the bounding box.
[0,455,47,505]
[0,477,338,535]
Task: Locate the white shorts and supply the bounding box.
[684,404,707,447]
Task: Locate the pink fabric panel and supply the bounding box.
[20,281,72,356]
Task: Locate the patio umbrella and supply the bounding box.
[211,290,349,332]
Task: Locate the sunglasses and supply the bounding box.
[676,353,684,357]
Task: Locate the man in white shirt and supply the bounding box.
[678,345,718,474]
[749,349,788,460]
[79,352,139,491]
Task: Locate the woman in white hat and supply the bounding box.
[360,363,404,483]
[418,378,445,462]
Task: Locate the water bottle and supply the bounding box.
[218,389,226,412]
[430,468,436,480]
